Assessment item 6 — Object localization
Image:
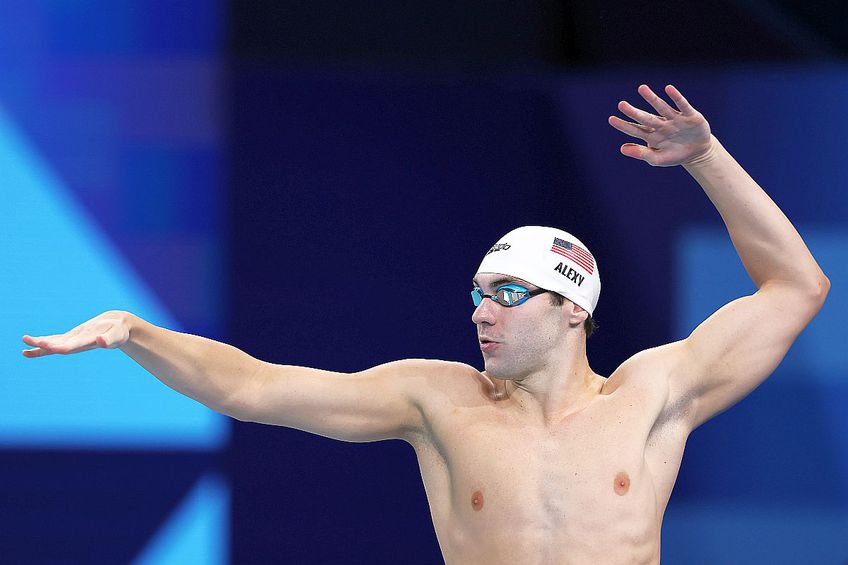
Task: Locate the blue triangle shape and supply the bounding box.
[132,473,229,565]
[0,105,226,449]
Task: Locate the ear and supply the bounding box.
[567,302,589,329]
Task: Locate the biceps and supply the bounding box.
[680,285,824,429]
[236,361,424,443]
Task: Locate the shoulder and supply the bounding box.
[365,358,480,378]
[601,341,688,398]
[376,358,506,412]
[363,358,485,395]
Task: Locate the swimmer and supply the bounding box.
[21,84,829,564]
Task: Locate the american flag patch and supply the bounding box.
[551,237,594,274]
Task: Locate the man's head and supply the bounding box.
[475,226,601,316]
[472,226,601,379]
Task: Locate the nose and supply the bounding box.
[471,295,498,326]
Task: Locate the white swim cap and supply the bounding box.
[475,226,601,316]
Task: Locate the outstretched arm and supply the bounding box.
[22,311,430,442]
[609,85,830,430]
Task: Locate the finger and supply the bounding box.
[637,84,679,120]
[23,335,61,349]
[49,335,101,354]
[608,115,653,141]
[620,143,649,161]
[22,347,54,358]
[664,84,695,115]
[617,100,665,128]
[620,143,663,167]
[24,334,86,355]
[23,334,63,346]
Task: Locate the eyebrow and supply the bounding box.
[472,276,531,289]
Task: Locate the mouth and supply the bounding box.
[479,337,500,352]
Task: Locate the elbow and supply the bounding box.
[773,274,831,319]
[220,396,258,423]
[221,383,262,422]
[804,274,830,314]
[213,394,249,422]
[815,274,831,304]
[821,274,831,295]
[218,365,266,423]
[209,393,253,422]
[213,381,257,422]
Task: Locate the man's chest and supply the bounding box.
[416,397,667,531]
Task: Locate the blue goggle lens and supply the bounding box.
[471,284,532,307]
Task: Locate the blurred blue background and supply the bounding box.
[3,1,847,563]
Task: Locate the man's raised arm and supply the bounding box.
[22,311,435,442]
[609,84,830,430]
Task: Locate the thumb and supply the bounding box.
[620,143,647,160]
[95,325,129,349]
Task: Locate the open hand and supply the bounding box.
[608,84,713,167]
[22,311,131,358]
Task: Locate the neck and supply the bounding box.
[495,337,602,427]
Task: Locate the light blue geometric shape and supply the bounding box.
[671,224,848,559]
[0,104,227,449]
[132,473,229,565]
[674,225,847,384]
[662,501,848,564]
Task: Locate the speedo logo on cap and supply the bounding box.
[486,243,511,255]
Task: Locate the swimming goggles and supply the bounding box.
[471,283,549,308]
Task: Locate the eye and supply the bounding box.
[501,291,518,305]
[496,285,528,306]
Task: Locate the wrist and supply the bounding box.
[683,134,721,169]
[116,310,139,348]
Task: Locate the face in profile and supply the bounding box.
[471,274,568,380]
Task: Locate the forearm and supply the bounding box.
[118,312,262,418]
[684,136,829,294]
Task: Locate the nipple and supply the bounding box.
[471,490,485,511]
[614,472,630,496]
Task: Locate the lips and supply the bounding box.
[479,337,500,352]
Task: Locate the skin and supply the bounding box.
[22,85,830,564]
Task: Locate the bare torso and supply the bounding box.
[405,363,689,564]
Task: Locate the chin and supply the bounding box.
[482,360,524,381]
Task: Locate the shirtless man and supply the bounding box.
[22,85,829,564]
